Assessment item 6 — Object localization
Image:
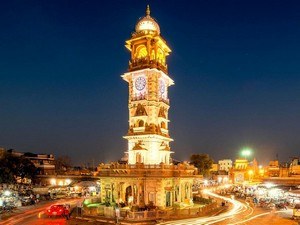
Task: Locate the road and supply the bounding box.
[0,198,81,225]
[1,193,299,225]
[159,190,299,225]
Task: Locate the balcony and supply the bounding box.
[131,94,147,102]
[160,128,168,135]
[97,163,198,177]
[129,58,168,74]
[133,127,145,133]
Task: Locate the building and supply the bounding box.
[230,158,249,183]
[218,159,233,172]
[234,158,249,170]
[6,149,55,175]
[290,157,300,175]
[0,147,5,159]
[267,160,280,177]
[210,163,219,173]
[97,6,199,209]
[23,152,55,175]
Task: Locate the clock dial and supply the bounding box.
[159,79,165,94]
[135,77,146,91]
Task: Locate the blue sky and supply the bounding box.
[1,0,300,165]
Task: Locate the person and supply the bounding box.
[64,204,70,220]
[35,194,40,204]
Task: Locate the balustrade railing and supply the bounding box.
[83,202,219,221]
[97,163,198,177]
[129,59,168,74]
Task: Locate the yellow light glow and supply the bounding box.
[50,178,56,186]
[259,168,264,175]
[138,21,157,31]
[65,179,71,185]
[265,182,275,188]
[128,196,133,203]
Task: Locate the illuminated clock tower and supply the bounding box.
[122,5,174,165]
[98,6,198,209]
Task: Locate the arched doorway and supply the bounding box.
[138,120,144,127]
[125,186,133,204]
[166,191,171,207]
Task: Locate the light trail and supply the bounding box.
[228,208,294,225]
[0,199,79,225]
[159,190,251,225]
[228,212,270,225]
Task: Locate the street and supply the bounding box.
[159,190,299,225]
[1,192,299,225]
[0,198,80,225]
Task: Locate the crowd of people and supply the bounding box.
[0,183,48,214]
[215,183,300,210]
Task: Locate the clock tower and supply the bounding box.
[122,5,174,165]
[98,6,198,209]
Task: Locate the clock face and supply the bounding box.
[159,79,165,94]
[135,77,146,91]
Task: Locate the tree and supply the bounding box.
[16,156,37,181]
[190,154,214,177]
[55,155,72,175]
[0,152,37,184]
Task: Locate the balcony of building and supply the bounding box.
[131,94,147,102]
[160,127,168,135]
[97,163,198,178]
[129,58,168,74]
[133,127,145,133]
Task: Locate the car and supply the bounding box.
[19,196,32,206]
[46,204,70,219]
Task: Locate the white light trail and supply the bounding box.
[159,190,249,225]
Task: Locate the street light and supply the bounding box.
[241,148,252,159]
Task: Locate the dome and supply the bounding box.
[135,5,160,35]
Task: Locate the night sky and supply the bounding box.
[1,0,300,166]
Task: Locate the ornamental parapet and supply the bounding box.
[131,94,147,101]
[127,130,170,138]
[97,163,198,177]
[130,95,169,105]
[127,123,170,138]
[129,59,168,74]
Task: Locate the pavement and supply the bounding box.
[0,201,53,221]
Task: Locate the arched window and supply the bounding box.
[161,121,166,129]
[136,45,148,59]
[136,153,142,163]
[157,48,164,63]
[150,49,155,60]
[138,120,144,127]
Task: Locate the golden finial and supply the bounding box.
[146,5,150,16]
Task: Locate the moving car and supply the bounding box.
[46,204,70,219]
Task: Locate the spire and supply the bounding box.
[146,5,150,16]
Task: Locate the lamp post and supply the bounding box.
[241,148,252,160]
[248,169,254,182]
